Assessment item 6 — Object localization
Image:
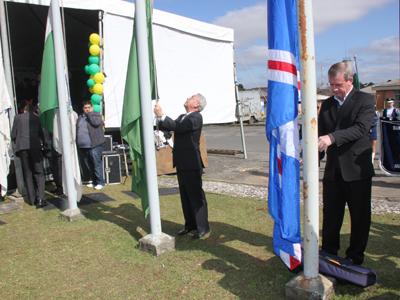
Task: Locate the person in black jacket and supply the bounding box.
[318,62,375,265]
[76,101,105,190]
[11,103,49,207]
[154,93,210,239]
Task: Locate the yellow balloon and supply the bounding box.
[93,72,105,84]
[93,83,103,95]
[89,87,94,93]
[89,44,100,56]
[89,33,101,45]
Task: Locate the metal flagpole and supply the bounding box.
[135,0,162,236]
[50,0,80,217]
[297,0,319,279]
[287,1,333,297]
[135,0,174,255]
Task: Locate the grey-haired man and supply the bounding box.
[154,94,210,239]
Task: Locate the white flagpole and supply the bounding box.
[287,1,334,297]
[50,0,81,219]
[297,0,319,279]
[135,0,174,255]
[135,0,161,236]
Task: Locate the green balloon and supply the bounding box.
[84,65,90,75]
[93,104,102,113]
[86,78,95,88]
[88,64,100,75]
[91,94,102,105]
[88,55,100,65]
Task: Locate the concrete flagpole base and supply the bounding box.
[139,233,175,256]
[285,273,334,300]
[59,208,84,222]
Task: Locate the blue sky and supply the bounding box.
[129,0,399,88]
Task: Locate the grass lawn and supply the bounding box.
[0,180,399,299]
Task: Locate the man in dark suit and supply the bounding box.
[11,103,49,208]
[318,62,375,265]
[154,93,210,239]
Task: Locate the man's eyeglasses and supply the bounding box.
[329,82,347,88]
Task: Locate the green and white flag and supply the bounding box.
[39,10,58,133]
[121,0,158,218]
[39,7,81,202]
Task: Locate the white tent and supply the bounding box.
[4,0,236,127]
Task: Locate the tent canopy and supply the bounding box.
[5,0,236,127]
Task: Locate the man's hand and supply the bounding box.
[154,103,163,117]
[318,135,333,152]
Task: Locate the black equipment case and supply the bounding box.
[102,153,121,184]
[319,251,377,287]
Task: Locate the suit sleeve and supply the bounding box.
[330,94,375,147]
[11,116,18,141]
[159,113,202,133]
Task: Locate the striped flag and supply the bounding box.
[266,0,302,270]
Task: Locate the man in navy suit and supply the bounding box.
[318,62,375,265]
[154,94,210,239]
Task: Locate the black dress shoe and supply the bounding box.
[345,256,363,265]
[177,228,196,236]
[35,199,48,209]
[193,230,211,240]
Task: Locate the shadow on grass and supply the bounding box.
[333,220,400,298]
[78,195,294,298]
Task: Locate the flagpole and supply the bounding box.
[297,0,319,279]
[50,0,81,219]
[135,0,174,255]
[135,0,161,236]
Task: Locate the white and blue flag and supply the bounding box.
[266,0,302,270]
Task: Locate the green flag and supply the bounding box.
[39,11,58,133]
[121,0,158,218]
[353,72,361,91]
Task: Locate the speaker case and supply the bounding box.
[103,135,113,153]
[102,153,121,185]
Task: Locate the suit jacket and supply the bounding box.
[11,112,48,153]
[158,112,204,171]
[318,89,375,182]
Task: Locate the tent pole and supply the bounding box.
[234,62,247,159]
[0,0,15,121]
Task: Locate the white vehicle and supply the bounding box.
[236,90,263,124]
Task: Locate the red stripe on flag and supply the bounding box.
[289,255,302,270]
[268,60,297,76]
[277,157,282,175]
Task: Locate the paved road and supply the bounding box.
[198,123,400,212]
